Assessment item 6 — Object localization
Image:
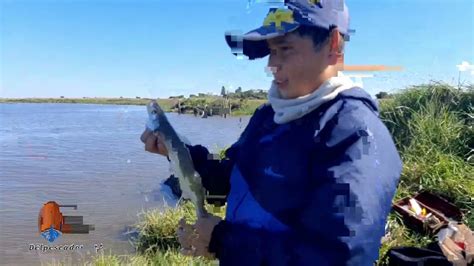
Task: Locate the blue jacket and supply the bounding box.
[187,87,402,265]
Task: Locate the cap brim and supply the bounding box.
[225,23,299,60]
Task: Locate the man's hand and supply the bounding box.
[177,215,222,259]
[140,128,169,156]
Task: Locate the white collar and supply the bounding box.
[267,73,357,124]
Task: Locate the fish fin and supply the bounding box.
[177,196,185,207]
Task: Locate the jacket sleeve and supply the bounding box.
[208,100,402,266]
[186,144,236,199]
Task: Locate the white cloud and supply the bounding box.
[456,61,473,72]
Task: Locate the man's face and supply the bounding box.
[267,32,329,99]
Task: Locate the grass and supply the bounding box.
[175,97,266,116]
[81,202,224,265]
[379,82,473,159]
[89,247,215,266]
[376,82,473,264]
[377,213,434,265]
[132,201,197,253]
[48,81,472,265]
[230,99,267,116]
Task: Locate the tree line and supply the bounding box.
[168,87,417,101]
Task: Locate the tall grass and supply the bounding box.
[377,82,473,264]
[380,82,473,160]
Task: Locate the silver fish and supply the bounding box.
[146,100,208,218]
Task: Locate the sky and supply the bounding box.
[0,0,473,98]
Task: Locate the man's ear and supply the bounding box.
[328,29,343,67]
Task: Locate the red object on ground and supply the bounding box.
[455,241,466,250]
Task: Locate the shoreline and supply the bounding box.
[0,97,155,105]
[0,98,267,116]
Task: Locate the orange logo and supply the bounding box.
[38,201,94,242]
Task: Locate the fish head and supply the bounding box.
[146,100,164,131]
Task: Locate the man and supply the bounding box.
[141,0,402,265]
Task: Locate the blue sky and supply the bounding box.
[1,0,473,98]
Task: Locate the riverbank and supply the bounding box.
[0,97,267,116]
[0,97,173,108]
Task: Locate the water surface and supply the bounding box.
[0,103,250,265]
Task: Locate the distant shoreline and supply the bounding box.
[0,97,266,116]
[0,97,154,105]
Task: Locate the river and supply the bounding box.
[0,103,250,265]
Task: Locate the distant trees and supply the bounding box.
[375,91,391,99]
[169,95,185,99]
[221,87,267,100]
[169,87,268,101]
[243,89,267,99]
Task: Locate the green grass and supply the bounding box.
[379,82,473,159]
[49,202,224,266]
[377,213,434,265]
[230,99,267,116]
[176,97,266,116]
[112,201,224,265]
[87,248,215,266]
[132,201,197,253]
[376,82,473,264]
